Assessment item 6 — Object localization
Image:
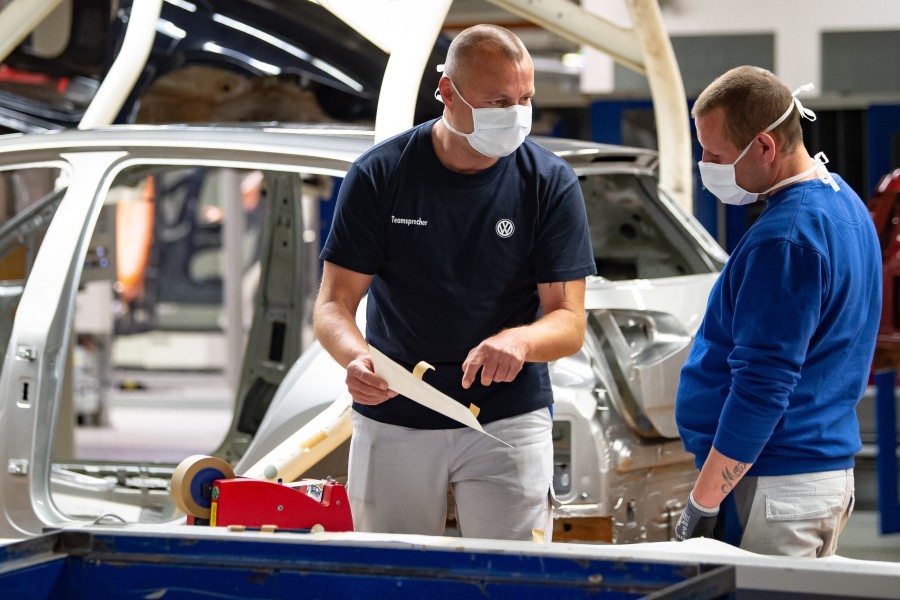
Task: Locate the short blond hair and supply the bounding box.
[443,24,529,89]
[692,66,803,154]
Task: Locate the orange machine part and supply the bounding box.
[116,176,155,304]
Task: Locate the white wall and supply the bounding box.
[582,0,900,96]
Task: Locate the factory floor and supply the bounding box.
[68,369,900,563]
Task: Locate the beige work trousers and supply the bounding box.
[738,468,855,557]
[347,407,554,541]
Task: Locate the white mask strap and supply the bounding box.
[813,151,840,192]
[734,83,818,164]
[760,151,841,195]
[447,79,474,110]
[764,83,817,134]
[437,78,477,138]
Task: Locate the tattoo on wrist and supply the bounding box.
[720,462,748,494]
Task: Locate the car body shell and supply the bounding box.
[0,0,446,134]
[0,124,727,544]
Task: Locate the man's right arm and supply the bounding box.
[313,261,396,405]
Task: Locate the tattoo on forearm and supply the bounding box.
[720,462,748,494]
[551,281,568,298]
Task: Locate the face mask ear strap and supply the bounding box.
[763,83,818,134]
[814,151,841,192]
[445,78,474,111]
[435,65,447,102]
[790,83,817,122]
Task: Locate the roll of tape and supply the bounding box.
[412,361,434,380]
[170,455,234,518]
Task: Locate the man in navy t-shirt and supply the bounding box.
[314,24,595,541]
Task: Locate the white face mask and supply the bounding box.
[698,83,836,205]
[437,79,531,157]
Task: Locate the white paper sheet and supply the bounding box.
[369,346,512,447]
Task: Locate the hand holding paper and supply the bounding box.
[369,346,512,448]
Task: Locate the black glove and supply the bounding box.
[675,492,719,541]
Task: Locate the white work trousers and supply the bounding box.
[738,468,855,557]
[347,407,554,541]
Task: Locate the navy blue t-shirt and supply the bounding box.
[321,119,596,428]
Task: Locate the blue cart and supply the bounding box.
[2,528,734,599]
[2,527,898,599]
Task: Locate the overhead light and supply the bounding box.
[164,0,197,12]
[201,42,281,76]
[211,14,363,92]
[562,52,584,70]
[156,19,186,40]
[532,56,580,75]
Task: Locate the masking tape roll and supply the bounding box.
[412,361,435,380]
[170,455,234,519]
[412,362,481,418]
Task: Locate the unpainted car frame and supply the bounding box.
[0,124,725,543]
[0,0,447,134]
[0,0,724,544]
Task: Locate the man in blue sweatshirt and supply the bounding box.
[674,66,881,557]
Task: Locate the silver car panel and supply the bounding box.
[0,125,721,543]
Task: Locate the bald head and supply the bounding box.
[444,24,530,89]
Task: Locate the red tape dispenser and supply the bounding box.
[170,455,353,533]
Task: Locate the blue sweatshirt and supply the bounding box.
[675,174,881,476]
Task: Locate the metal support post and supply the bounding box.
[874,370,900,534]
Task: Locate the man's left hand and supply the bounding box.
[675,492,719,541]
[462,330,528,389]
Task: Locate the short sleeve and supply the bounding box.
[320,162,386,275]
[531,167,596,283]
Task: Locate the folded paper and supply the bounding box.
[369,346,511,447]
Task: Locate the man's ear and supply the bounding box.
[437,77,454,108]
[757,132,779,164]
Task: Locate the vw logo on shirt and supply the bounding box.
[495,219,515,238]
